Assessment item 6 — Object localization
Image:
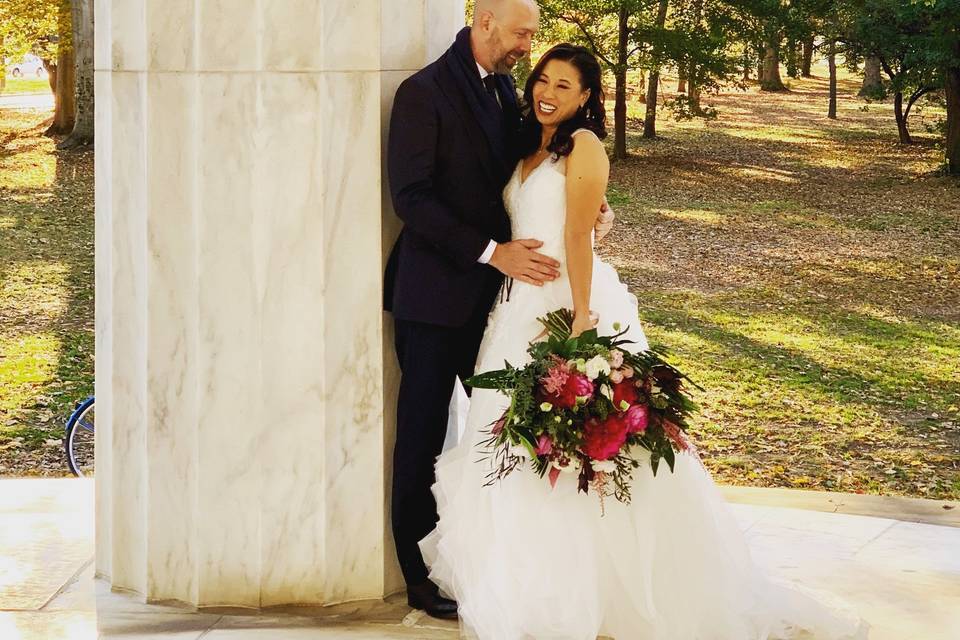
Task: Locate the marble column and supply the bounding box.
[95,0,465,608]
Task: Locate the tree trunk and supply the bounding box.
[677,66,686,93]
[613,7,628,160]
[48,46,76,134]
[643,0,670,139]
[893,91,912,144]
[828,41,837,119]
[47,0,75,135]
[786,38,799,78]
[801,37,814,77]
[946,63,960,175]
[60,0,94,148]
[761,37,786,91]
[757,45,765,83]
[43,59,57,94]
[687,0,703,110]
[688,60,700,110]
[859,56,883,98]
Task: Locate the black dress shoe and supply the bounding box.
[407,580,459,620]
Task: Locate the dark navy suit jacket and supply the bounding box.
[385,28,523,327]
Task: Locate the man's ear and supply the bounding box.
[477,10,494,33]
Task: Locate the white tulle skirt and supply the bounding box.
[420,259,868,640]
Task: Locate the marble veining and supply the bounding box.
[95,0,465,608]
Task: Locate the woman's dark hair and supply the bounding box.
[517,43,607,159]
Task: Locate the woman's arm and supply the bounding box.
[564,132,610,337]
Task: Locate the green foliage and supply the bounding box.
[848,0,943,95]
[0,0,59,63]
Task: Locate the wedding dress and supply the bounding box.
[419,130,868,640]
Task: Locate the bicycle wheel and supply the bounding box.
[65,397,95,477]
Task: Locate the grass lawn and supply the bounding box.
[0,109,93,475]
[0,69,956,498]
[1,77,51,95]
[599,71,959,499]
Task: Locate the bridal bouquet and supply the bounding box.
[465,309,700,508]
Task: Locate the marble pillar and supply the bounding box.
[95,0,465,608]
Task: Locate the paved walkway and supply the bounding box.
[1,478,957,639]
[0,92,54,111]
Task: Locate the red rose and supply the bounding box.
[612,380,640,411]
[581,414,630,460]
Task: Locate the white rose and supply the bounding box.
[585,355,611,380]
[600,384,613,401]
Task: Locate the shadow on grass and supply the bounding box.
[0,114,94,468]
[638,293,960,425]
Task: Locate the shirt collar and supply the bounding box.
[477,62,492,80]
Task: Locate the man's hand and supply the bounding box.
[489,239,561,286]
[595,199,615,242]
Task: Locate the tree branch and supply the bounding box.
[878,56,898,83]
[904,85,937,121]
[553,11,616,68]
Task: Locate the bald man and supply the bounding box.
[384,0,610,619]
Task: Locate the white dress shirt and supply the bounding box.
[476,62,500,265]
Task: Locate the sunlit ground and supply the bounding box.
[1,66,957,497]
[600,66,959,499]
[0,111,94,476]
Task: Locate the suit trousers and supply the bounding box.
[391,308,488,587]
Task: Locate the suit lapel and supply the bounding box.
[438,55,510,184]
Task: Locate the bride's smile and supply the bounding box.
[531,59,591,127]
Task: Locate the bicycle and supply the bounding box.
[65,396,95,477]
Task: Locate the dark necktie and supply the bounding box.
[483,74,501,108]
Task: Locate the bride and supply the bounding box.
[419,44,868,640]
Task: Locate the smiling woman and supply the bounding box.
[517,43,607,160]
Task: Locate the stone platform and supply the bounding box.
[2,478,957,639]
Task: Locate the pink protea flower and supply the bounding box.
[625,404,649,434]
[540,372,595,409]
[540,359,571,395]
[535,434,554,456]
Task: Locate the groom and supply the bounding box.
[385,0,612,619]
